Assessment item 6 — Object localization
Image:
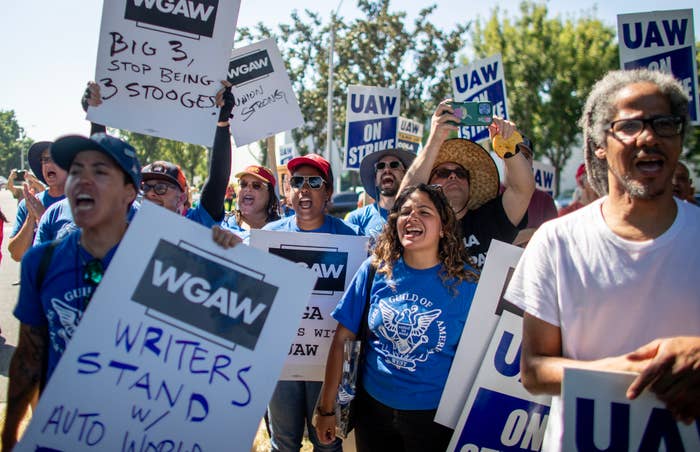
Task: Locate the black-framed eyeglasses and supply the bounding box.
[290,175,326,190]
[40,156,54,165]
[430,167,469,180]
[239,180,268,191]
[375,160,404,171]
[140,181,176,195]
[608,115,683,141]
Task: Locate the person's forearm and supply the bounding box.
[319,334,347,412]
[503,152,535,195]
[8,219,35,262]
[398,139,441,195]
[199,125,231,222]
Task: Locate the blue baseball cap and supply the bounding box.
[51,133,142,189]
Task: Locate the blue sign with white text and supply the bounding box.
[345,117,398,169]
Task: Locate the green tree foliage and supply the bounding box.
[0,110,33,178]
[470,2,618,194]
[682,40,700,172]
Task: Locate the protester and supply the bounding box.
[505,69,700,451]
[224,182,236,212]
[222,165,280,240]
[672,161,697,204]
[263,153,358,452]
[557,163,599,216]
[400,105,534,268]
[316,183,478,451]
[7,142,67,261]
[6,169,45,202]
[345,148,415,245]
[0,208,7,266]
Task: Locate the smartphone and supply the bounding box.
[13,169,26,188]
[448,101,493,127]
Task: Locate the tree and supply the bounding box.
[470,1,618,195]
[0,110,33,178]
[682,40,700,172]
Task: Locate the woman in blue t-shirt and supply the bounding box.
[316,183,479,452]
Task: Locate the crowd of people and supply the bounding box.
[1,67,698,452]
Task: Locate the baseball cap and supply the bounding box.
[51,133,142,189]
[287,154,332,184]
[142,161,188,191]
[27,141,53,185]
[575,163,586,185]
[235,165,276,187]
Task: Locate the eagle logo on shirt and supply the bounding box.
[49,298,83,350]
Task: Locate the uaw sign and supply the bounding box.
[532,160,556,197]
[618,9,699,124]
[451,54,509,143]
[250,230,368,381]
[15,203,316,451]
[89,0,242,146]
[397,117,423,154]
[344,85,400,170]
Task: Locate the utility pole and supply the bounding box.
[326,1,344,192]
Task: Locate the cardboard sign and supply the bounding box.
[88,0,241,146]
[397,117,423,154]
[437,240,523,428]
[344,85,401,170]
[448,312,551,452]
[532,160,557,197]
[15,202,317,451]
[450,54,509,143]
[618,9,699,124]
[563,368,700,450]
[249,230,368,381]
[227,39,304,146]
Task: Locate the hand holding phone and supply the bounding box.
[447,101,493,127]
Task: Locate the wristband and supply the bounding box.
[316,406,335,417]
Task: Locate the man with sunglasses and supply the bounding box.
[346,148,415,243]
[505,69,700,451]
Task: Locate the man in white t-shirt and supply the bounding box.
[505,69,700,451]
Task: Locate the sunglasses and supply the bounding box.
[430,167,469,180]
[239,180,268,191]
[82,258,104,305]
[290,175,326,190]
[140,181,176,195]
[375,161,404,171]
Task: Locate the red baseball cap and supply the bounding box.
[575,163,586,185]
[235,165,276,187]
[287,154,332,183]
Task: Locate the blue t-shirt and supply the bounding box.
[263,214,359,236]
[345,203,388,246]
[221,214,250,241]
[11,191,65,238]
[184,203,217,228]
[333,258,477,410]
[14,229,119,381]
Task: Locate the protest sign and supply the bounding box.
[532,160,557,197]
[249,230,368,381]
[344,85,401,170]
[618,9,699,124]
[450,54,509,142]
[448,311,551,452]
[562,368,700,450]
[277,143,296,167]
[437,240,523,428]
[88,0,241,146]
[15,202,316,451]
[227,39,304,146]
[397,117,423,154]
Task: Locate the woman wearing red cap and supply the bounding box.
[221,165,280,241]
[558,164,599,217]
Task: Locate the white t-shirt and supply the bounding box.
[505,197,700,451]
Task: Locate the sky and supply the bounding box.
[1,1,698,173]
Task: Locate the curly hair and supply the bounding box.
[580,69,690,196]
[372,184,478,296]
[234,183,280,225]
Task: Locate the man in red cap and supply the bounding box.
[557,163,599,216]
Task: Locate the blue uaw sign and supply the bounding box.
[344,85,400,170]
[618,9,699,124]
[451,54,509,143]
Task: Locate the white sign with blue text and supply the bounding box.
[344,85,401,170]
[397,117,423,154]
[277,143,296,167]
[450,54,509,143]
[563,368,700,451]
[618,9,699,124]
[532,161,557,197]
[89,0,242,147]
[15,203,317,451]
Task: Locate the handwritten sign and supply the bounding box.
[227,39,304,146]
[397,117,422,154]
[563,368,700,450]
[451,54,510,143]
[250,230,368,381]
[618,9,699,124]
[532,160,557,197]
[88,0,241,146]
[15,202,316,451]
[344,85,401,170]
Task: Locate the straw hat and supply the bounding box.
[432,138,499,210]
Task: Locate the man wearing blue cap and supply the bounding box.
[2,133,141,450]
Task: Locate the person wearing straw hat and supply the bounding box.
[400,102,535,268]
[346,148,416,244]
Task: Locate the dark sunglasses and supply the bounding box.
[430,167,469,180]
[82,258,104,305]
[140,181,176,195]
[239,180,268,191]
[290,175,326,190]
[375,161,404,171]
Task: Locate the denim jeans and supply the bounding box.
[268,380,343,452]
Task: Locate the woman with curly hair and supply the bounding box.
[316,183,479,452]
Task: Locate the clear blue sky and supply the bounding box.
[1,1,697,143]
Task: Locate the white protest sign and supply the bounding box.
[618,9,699,124]
[344,85,401,170]
[88,0,241,146]
[227,39,304,146]
[397,117,423,154]
[15,203,316,451]
[277,143,296,167]
[448,311,551,452]
[249,230,368,381]
[451,53,509,142]
[532,160,557,197]
[562,368,700,450]
[437,240,523,428]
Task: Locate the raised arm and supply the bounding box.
[81,81,107,135]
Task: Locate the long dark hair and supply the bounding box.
[234,183,280,225]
